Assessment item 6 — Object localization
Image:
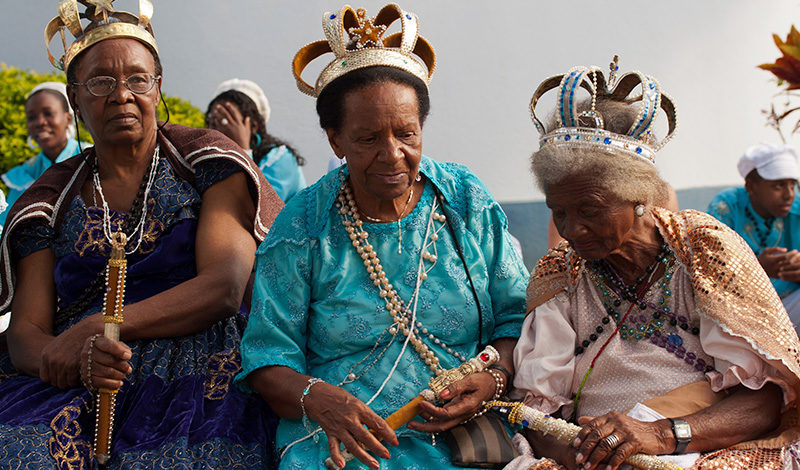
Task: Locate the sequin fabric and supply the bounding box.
[652,208,800,382]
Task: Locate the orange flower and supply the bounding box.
[759,26,800,90]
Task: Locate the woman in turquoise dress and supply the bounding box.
[0,82,83,228]
[236,5,528,469]
[206,78,307,202]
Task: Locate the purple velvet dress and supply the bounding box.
[0,157,277,469]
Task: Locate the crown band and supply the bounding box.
[540,128,657,165]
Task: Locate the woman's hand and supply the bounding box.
[207,101,252,150]
[304,382,398,470]
[39,316,100,389]
[572,412,673,470]
[407,371,497,432]
[81,335,132,391]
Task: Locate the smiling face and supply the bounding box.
[326,81,422,202]
[67,38,161,147]
[25,91,72,158]
[546,175,638,260]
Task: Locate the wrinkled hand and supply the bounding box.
[759,247,789,278]
[572,412,671,470]
[81,336,132,391]
[778,249,800,282]
[207,101,252,150]
[304,382,397,470]
[39,319,97,389]
[408,371,496,433]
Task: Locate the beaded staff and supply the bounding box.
[487,401,682,470]
[94,232,128,465]
[324,345,499,469]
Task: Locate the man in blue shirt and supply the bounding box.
[708,143,800,331]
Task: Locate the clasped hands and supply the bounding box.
[760,247,800,282]
[305,371,497,469]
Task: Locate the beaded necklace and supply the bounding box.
[337,180,466,377]
[744,205,774,255]
[571,245,712,419]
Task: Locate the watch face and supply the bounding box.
[674,422,691,440]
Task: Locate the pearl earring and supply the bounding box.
[415,173,421,182]
[634,204,646,217]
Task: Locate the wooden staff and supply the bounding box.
[324,345,500,469]
[488,400,682,470]
[94,232,128,465]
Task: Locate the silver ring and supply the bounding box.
[220,118,229,125]
[603,434,620,448]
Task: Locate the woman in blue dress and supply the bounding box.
[0,82,83,228]
[207,78,307,202]
[236,5,528,469]
[0,2,281,467]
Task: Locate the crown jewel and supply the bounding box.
[292,3,436,97]
[45,0,157,72]
[531,57,677,164]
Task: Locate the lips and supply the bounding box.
[571,240,596,252]
[108,112,138,125]
[373,171,407,184]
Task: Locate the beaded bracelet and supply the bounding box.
[81,333,102,393]
[487,368,506,400]
[300,377,325,441]
[487,364,512,383]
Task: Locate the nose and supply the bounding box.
[378,135,404,163]
[32,113,47,127]
[108,78,134,103]
[786,184,795,202]
[561,214,588,241]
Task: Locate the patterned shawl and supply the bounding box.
[0,122,283,313]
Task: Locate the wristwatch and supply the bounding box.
[668,418,691,454]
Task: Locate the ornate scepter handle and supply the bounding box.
[94,232,127,465]
[488,401,682,470]
[324,346,499,469]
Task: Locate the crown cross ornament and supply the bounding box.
[45,0,157,72]
[293,3,436,97]
[530,57,677,165]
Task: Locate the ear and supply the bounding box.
[326,128,344,158]
[66,84,80,121]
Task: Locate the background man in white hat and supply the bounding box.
[708,142,800,330]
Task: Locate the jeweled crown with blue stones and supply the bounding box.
[530,62,677,164]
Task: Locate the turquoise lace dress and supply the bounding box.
[235,156,528,469]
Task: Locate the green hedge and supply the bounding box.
[0,63,205,176]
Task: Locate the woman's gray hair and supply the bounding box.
[531,97,669,206]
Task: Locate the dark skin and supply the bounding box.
[745,174,800,282]
[536,176,783,469]
[7,38,257,391]
[247,82,515,469]
[206,99,255,151]
[25,91,73,162]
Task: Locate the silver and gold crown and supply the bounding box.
[531,57,677,164]
[45,0,157,72]
[292,4,436,97]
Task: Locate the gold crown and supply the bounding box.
[45,0,157,72]
[292,4,436,97]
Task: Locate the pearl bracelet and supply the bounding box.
[487,368,506,400]
[300,377,325,441]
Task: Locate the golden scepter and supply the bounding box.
[325,345,500,469]
[94,232,128,465]
[487,401,682,470]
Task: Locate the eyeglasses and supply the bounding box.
[72,73,160,97]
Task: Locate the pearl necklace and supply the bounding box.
[93,146,160,255]
[337,180,466,377]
